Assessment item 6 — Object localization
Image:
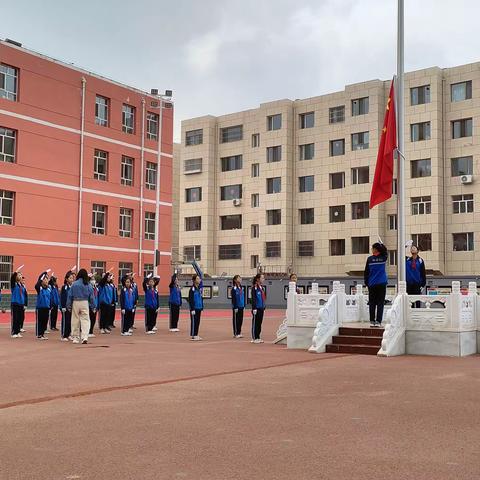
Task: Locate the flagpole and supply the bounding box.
[397,0,406,285]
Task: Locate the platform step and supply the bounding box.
[339,327,384,337]
[332,335,382,346]
[326,343,380,355]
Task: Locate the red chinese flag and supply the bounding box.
[370,80,397,208]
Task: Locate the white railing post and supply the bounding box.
[286,282,297,327]
[450,281,461,330]
[311,283,319,294]
[356,284,367,322]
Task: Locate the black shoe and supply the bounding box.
[110,325,116,328]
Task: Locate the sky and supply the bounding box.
[2,0,480,141]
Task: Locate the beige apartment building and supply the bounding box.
[176,62,480,279]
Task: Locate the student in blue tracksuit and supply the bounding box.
[60,271,74,341]
[168,272,182,332]
[120,277,136,336]
[131,274,139,330]
[49,275,60,331]
[89,275,99,337]
[251,273,266,343]
[143,274,159,334]
[35,272,52,340]
[188,273,203,341]
[231,275,245,338]
[98,273,117,333]
[364,242,388,327]
[10,271,27,338]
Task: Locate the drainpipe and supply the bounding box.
[154,99,163,276]
[76,77,86,268]
[441,76,447,274]
[138,98,146,276]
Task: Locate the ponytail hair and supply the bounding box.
[252,273,262,286]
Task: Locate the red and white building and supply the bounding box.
[0,39,173,294]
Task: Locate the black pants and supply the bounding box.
[108,304,116,327]
[89,308,96,334]
[368,284,387,324]
[121,309,134,333]
[190,309,202,337]
[36,308,50,337]
[251,308,264,340]
[11,304,24,335]
[145,307,157,332]
[50,305,58,329]
[232,308,244,336]
[407,283,422,308]
[169,304,180,329]
[61,309,72,338]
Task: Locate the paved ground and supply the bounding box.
[1,309,479,480]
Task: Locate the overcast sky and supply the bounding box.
[3,0,480,141]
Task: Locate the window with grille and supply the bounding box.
[218,244,242,260]
[452,194,474,214]
[452,118,473,139]
[411,196,431,215]
[0,190,14,225]
[351,166,369,184]
[300,112,315,128]
[412,233,432,251]
[251,224,259,238]
[451,81,472,102]
[184,245,201,261]
[94,149,108,181]
[95,95,109,126]
[121,156,134,186]
[122,104,135,134]
[266,145,282,162]
[220,125,243,143]
[352,202,369,220]
[185,187,202,202]
[251,193,259,208]
[251,133,260,147]
[330,172,345,189]
[329,205,345,223]
[329,105,345,123]
[184,158,202,174]
[453,232,474,251]
[411,122,431,141]
[411,85,430,105]
[299,176,314,193]
[0,64,18,101]
[300,208,314,225]
[186,129,203,146]
[411,159,431,178]
[352,236,370,254]
[251,255,259,269]
[267,177,281,194]
[451,156,473,176]
[297,240,314,257]
[392,179,398,194]
[92,204,106,235]
[146,112,159,140]
[118,262,133,281]
[0,127,16,163]
[220,184,242,200]
[389,250,397,266]
[185,216,202,231]
[119,208,133,237]
[330,239,345,256]
[351,132,369,150]
[143,263,154,278]
[144,212,156,240]
[251,163,260,177]
[221,155,243,172]
[351,97,369,116]
[91,261,106,278]
[299,143,315,160]
[330,139,345,156]
[220,215,242,230]
[0,255,13,289]
[388,214,397,230]
[146,162,157,189]
[267,209,281,225]
[265,241,281,258]
[267,114,282,131]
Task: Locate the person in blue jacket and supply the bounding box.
[143,274,160,334]
[364,242,388,327]
[168,271,182,332]
[49,275,60,331]
[251,273,266,343]
[130,274,139,331]
[10,270,27,338]
[120,276,136,336]
[60,270,74,341]
[35,271,52,340]
[88,274,99,337]
[188,273,203,341]
[231,274,245,338]
[405,241,426,294]
[98,272,117,334]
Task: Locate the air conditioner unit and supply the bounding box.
[460,174,473,184]
[233,198,242,206]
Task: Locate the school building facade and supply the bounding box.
[0,39,173,294]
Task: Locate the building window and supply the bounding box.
[251,163,260,177]
[351,132,369,150]
[0,255,14,289]
[122,104,135,134]
[453,232,474,251]
[118,262,133,282]
[0,64,18,101]
[388,214,397,230]
[452,118,473,139]
[411,122,431,141]
[451,81,472,102]
[220,125,243,143]
[184,245,201,261]
[251,255,259,269]
[266,145,282,162]
[221,155,243,172]
[265,241,281,258]
[392,179,398,194]
[297,241,314,257]
[389,250,397,266]
[299,112,315,129]
[185,216,202,231]
[267,114,282,131]
[411,158,431,178]
[410,85,430,105]
[300,208,314,225]
[411,196,432,215]
[144,211,156,240]
[251,224,259,238]
[330,239,345,256]
[412,233,432,251]
[299,143,315,160]
[452,194,474,214]
[95,95,109,126]
[121,155,134,186]
[329,205,345,223]
[451,156,473,176]
[143,263,154,278]
[92,204,107,235]
[251,193,259,208]
[252,133,260,147]
[220,184,242,201]
[184,158,202,174]
[186,129,203,146]
[352,97,369,116]
[119,208,133,238]
[93,149,108,181]
[329,105,345,124]
[351,166,369,185]
[330,172,345,189]
[267,209,281,225]
[91,261,106,278]
[146,112,159,140]
[219,244,242,260]
[352,202,369,220]
[299,175,314,193]
[330,139,345,156]
[0,190,14,225]
[145,162,157,190]
[0,127,16,163]
[352,236,370,254]
[220,215,242,230]
[186,187,202,203]
[267,177,281,194]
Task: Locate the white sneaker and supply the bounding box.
[88,333,95,338]
[169,328,180,332]
[37,336,48,340]
[72,338,80,344]
[146,330,156,335]
[128,328,133,333]
[258,339,264,343]
[20,328,26,333]
[191,336,202,341]
[61,337,69,342]
[251,339,261,344]
[234,334,243,339]
[121,332,132,336]
[104,329,111,334]
[68,336,73,341]
[100,329,106,334]
[11,334,19,338]
[44,330,50,334]
[152,326,158,332]
[81,339,88,344]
